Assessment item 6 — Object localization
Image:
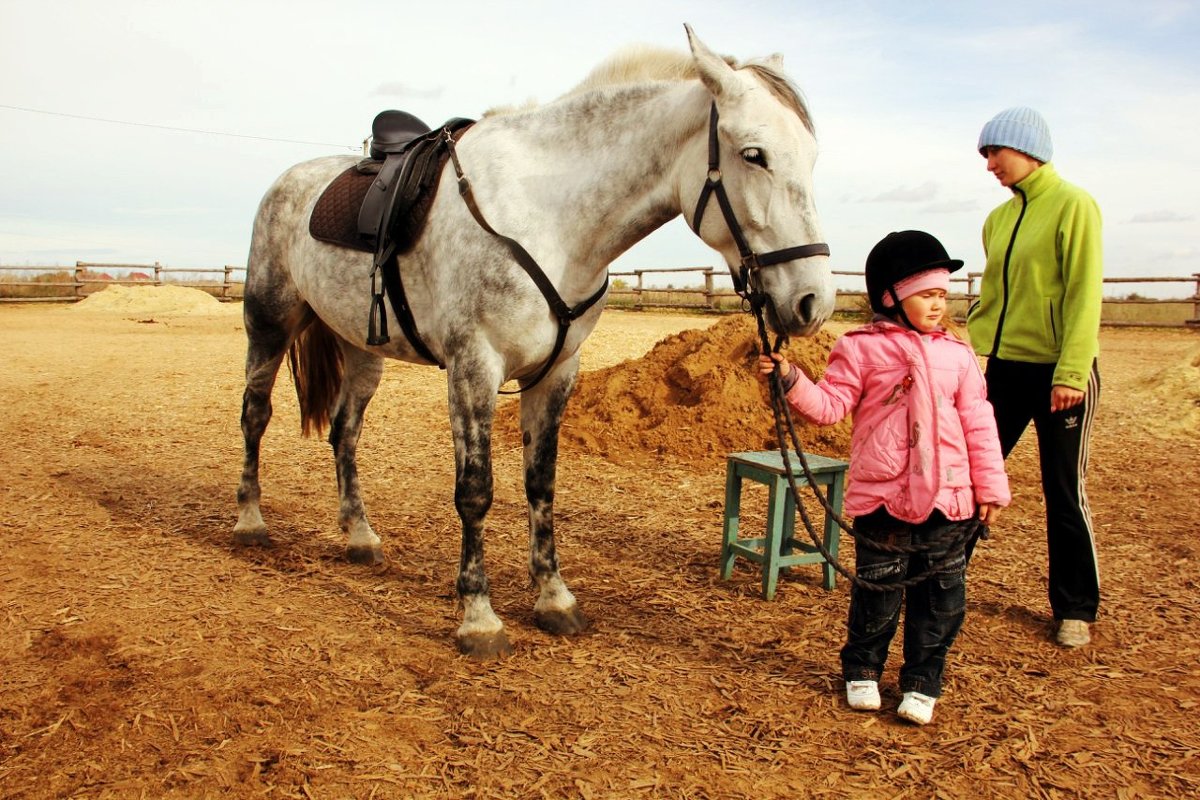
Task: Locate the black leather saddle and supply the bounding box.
[308,110,475,355]
[309,110,474,257]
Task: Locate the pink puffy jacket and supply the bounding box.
[784,320,1010,523]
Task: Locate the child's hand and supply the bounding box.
[978,504,1002,526]
[758,352,790,378]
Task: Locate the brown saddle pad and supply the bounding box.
[309,167,377,253]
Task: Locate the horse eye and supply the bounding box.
[741,147,768,169]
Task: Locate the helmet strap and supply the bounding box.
[886,286,919,331]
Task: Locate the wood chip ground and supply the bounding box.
[1,297,1197,798]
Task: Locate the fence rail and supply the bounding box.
[608,267,1200,328]
[2,262,1198,327]
[0,262,246,302]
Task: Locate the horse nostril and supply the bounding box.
[797,293,816,323]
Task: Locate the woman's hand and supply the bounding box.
[1050,385,1085,412]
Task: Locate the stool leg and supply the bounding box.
[720,464,742,581]
[821,471,846,590]
[762,475,787,600]
[781,481,797,558]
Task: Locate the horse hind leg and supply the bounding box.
[235,297,307,547]
[521,358,588,636]
[328,345,386,565]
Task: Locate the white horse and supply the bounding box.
[235,25,834,658]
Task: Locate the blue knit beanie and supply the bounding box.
[977,106,1053,162]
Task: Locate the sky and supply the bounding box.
[2,0,1198,297]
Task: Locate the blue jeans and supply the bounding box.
[840,508,971,698]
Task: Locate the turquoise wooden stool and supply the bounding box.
[720,450,848,600]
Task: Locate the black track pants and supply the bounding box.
[984,357,1101,622]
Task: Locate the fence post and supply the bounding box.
[636,270,645,309]
[154,262,163,286]
[74,261,85,301]
[1190,273,1200,327]
[704,268,715,308]
[222,266,233,300]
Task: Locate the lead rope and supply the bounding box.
[745,281,983,592]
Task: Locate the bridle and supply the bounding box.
[689,103,830,303]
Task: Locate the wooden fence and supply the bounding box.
[609,266,1200,328]
[2,261,1198,327]
[0,262,245,302]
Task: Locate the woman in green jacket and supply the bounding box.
[968,107,1102,648]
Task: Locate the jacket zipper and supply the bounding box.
[988,186,1029,358]
[913,331,940,521]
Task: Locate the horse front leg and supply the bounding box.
[521,356,588,636]
[448,360,512,659]
[329,347,385,565]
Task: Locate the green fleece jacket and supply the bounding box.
[967,163,1103,391]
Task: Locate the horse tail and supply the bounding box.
[288,318,344,438]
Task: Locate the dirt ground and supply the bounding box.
[1,292,1198,799]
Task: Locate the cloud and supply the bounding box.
[924,200,980,214]
[864,181,939,204]
[369,82,445,101]
[1128,210,1195,224]
[111,207,222,218]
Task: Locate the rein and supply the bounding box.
[444,127,608,394]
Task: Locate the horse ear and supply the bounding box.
[684,23,741,100]
[763,53,785,70]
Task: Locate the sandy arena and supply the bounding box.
[1,288,1198,798]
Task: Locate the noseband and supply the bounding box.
[690,103,830,301]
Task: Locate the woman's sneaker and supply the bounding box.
[897,691,936,725]
[1056,619,1090,647]
[846,680,881,710]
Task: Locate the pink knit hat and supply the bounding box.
[880,268,950,308]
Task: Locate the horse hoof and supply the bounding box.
[535,606,589,636]
[456,630,514,660]
[347,545,385,566]
[233,529,272,548]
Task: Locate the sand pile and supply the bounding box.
[1139,346,1200,437]
[71,285,233,316]
[498,314,852,467]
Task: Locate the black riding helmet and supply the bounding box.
[864,230,964,314]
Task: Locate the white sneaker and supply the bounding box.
[1056,619,1090,647]
[845,680,881,711]
[897,691,936,725]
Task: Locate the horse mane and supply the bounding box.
[741,63,815,134]
[558,45,814,134]
[482,46,699,118]
[566,45,709,93]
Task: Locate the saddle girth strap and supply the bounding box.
[377,250,442,367]
[445,129,608,393]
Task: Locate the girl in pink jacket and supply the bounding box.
[759,230,1010,725]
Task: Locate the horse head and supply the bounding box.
[683,25,835,338]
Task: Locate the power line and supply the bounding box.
[0,103,359,151]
